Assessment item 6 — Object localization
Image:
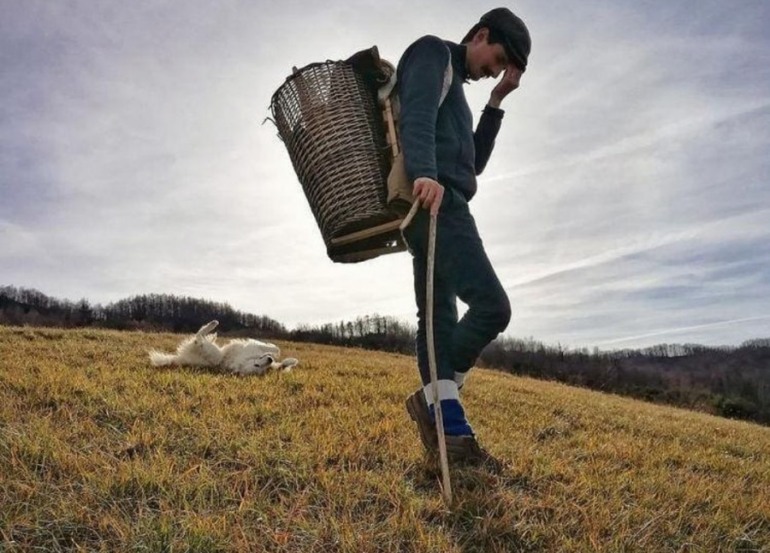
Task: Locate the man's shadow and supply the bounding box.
[404,460,548,552]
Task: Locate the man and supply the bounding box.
[398,8,531,464]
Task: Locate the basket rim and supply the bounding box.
[269,59,351,111]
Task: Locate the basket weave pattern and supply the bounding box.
[270,62,394,250]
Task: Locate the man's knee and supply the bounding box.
[466,288,511,335]
[491,294,512,334]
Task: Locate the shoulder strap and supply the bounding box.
[379,44,453,107]
[439,45,453,106]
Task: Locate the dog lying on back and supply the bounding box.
[149,320,298,375]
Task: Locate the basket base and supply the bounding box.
[328,218,406,263]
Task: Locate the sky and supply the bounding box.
[1,0,769,350]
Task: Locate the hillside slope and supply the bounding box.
[1,326,769,552]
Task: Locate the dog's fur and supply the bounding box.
[149,320,298,375]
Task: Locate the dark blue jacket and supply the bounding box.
[396,35,504,202]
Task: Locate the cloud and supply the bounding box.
[1,1,769,348]
[0,221,47,260]
[596,316,770,348]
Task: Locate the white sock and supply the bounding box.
[454,371,467,390]
[422,379,460,407]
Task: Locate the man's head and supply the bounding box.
[462,8,531,82]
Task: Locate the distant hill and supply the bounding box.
[0,285,287,335]
[2,284,769,426]
[481,335,770,424]
[1,325,768,551]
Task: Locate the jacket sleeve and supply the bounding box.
[474,105,504,175]
[397,36,450,183]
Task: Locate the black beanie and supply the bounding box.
[473,8,531,71]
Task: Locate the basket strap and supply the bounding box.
[396,45,453,234]
[438,45,453,106]
[381,45,453,109]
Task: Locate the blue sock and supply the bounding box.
[429,399,474,436]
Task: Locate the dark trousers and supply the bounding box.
[402,187,511,386]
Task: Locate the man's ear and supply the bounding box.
[472,26,490,45]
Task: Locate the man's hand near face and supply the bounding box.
[489,65,523,108]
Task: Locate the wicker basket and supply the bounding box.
[270,48,407,263]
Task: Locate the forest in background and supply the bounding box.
[2,285,768,425]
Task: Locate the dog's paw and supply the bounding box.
[281,358,299,372]
[199,320,219,335]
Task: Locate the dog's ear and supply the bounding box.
[246,354,274,376]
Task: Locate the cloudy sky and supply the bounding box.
[2,1,769,349]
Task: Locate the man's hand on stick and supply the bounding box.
[413,177,444,216]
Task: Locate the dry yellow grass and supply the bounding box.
[1,325,769,552]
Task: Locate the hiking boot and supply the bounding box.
[405,390,438,452]
[444,434,507,471]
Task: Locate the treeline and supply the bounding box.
[290,315,416,353]
[480,336,770,424]
[2,285,769,425]
[0,286,286,336]
[239,315,770,424]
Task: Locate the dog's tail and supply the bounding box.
[148,350,178,367]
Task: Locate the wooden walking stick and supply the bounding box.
[401,201,453,507]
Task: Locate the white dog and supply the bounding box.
[149,320,298,375]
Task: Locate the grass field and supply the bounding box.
[1,325,769,552]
